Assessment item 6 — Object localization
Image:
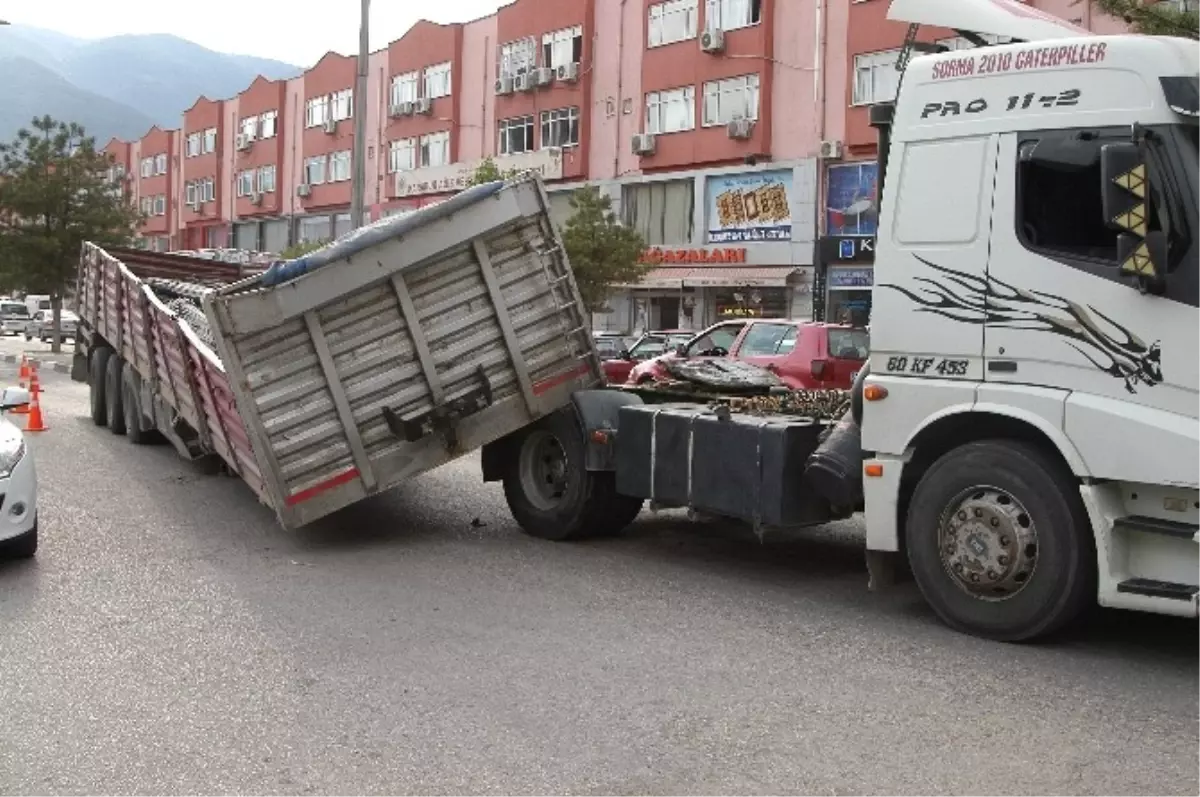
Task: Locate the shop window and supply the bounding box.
[622,179,695,245]
[738,322,793,356]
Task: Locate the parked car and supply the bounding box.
[601,329,693,384]
[0,385,37,558]
[626,318,869,390]
[25,309,78,342]
[592,333,627,361]
[0,301,30,337]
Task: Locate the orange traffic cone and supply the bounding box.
[23,376,47,432]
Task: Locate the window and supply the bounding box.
[389,138,416,173]
[154,154,167,174]
[420,131,450,167]
[184,183,195,205]
[140,196,153,215]
[498,37,537,79]
[391,71,419,105]
[331,89,353,121]
[622,179,695,244]
[140,158,153,178]
[198,178,214,202]
[329,150,351,182]
[202,128,216,154]
[258,164,276,193]
[853,49,902,106]
[306,96,329,128]
[237,170,255,197]
[153,195,166,215]
[738,323,794,357]
[936,32,1010,51]
[702,73,759,126]
[646,86,695,134]
[540,107,579,148]
[304,155,326,185]
[649,0,698,47]
[1016,130,1124,264]
[542,25,583,69]
[499,115,535,155]
[827,328,870,359]
[185,133,201,157]
[240,116,258,140]
[687,322,745,355]
[424,62,452,99]
[260,110,277,139]
[705,0,761,31]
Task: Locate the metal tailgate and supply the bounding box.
[204,176,600,529]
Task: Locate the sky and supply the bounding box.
[0,0,507,66]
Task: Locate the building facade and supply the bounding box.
[107,0,1125,329]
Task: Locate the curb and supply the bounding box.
[0,353,71,374]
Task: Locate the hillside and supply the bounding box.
[0,25,300,144]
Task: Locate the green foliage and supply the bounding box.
[1076,0,1199,37]
[466,156,519,187]
[280,239,330,260]
[559,186,649,312]
[0,115,142,351]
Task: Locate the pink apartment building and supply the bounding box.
[108,0,1125,330]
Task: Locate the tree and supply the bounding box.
[559,186,649,312]
[1074,0,1199,37]
[466,156,519,187]
[0,116,142,352]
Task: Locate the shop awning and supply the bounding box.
[620,266,797,289]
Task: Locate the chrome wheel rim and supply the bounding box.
[938,486,1039,601]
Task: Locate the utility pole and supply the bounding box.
[349,0,370,231]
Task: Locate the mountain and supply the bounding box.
[0,25,301,144]
[0,57,156,143]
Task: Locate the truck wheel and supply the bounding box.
[89,347,112,426]
[503,410,643,541]
[122,368,151,445]
[905,439,1094,642]
[105,355,127,436]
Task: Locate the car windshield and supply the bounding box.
[1,303,29,318]
[828,328,870,360]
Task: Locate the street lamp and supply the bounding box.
[349,0,369,231]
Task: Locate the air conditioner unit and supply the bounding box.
[413,97,433,115]
[726,118,753,139]
[323,119,337,134]
[235,133,251,151]
[250,192,263,206]
[516,73,535,92]
[297,184,312,197]
[389,102,413,118]
[495,75,514,95]
[534,66,555,87]
[819,139,845,160]
[555,62,580,83]
[631,133,656,155]
[700,28,725,53]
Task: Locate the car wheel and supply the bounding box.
[3,523,37,559]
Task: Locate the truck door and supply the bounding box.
[984,126,1199,484]
[871,134,999,383]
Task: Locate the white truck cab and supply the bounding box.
[859,0,1198,640]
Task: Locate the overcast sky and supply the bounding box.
[2,0,507,65]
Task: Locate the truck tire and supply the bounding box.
[503,409,644,541]
[905,439,1095,642]
[122,367,152,445]
[89,347,112,426]
[105,355,127,436]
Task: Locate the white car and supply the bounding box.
[0,386,37,558]
[0,301,30,337]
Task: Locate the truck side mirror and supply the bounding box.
[1100,142,1166,292]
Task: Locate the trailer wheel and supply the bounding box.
[122,367,152,445]
[89,347,112,426]
[503,410,643,541]
[905,439,1094,643]
[104,355,127,436]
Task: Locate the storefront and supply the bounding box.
[815,160,879,322]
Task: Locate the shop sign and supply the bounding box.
[706,169,794,243]
[828,267,874,289]
[819,235,876,263]
[393,148,564,198]
[826,162,879,237]
[716,305,764,318]
[639,246,748,265]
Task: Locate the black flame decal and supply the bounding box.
[880,257,1163,394]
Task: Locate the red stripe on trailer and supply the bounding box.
[532,363,591,396]
[285,467,361,506]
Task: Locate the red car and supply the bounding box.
[600,329,693,384]
[626,319,869,390]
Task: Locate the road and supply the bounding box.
[0,345,1196,795]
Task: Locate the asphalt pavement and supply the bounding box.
[0,349,1196,795]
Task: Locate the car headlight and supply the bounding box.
[0,440,25,479]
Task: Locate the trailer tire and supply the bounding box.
[503,410,643,541]
[905,439,1094,643]
[122,367,152,445]
[105,355,127,436]
[89,347,112,426]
